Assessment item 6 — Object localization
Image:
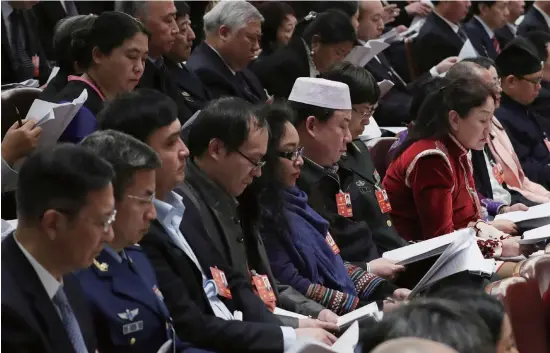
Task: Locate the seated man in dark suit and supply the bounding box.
[97,88,336,353]
[357,0,457,126]
[119,0,195,123]
[495,0,525,48]
[1,143,114,352]
[495,37,550,189]
[1,0,51,85]
[187,1,267,104]
[523,31,550,124]
[164,1,212,114]
[464,1,510,60]
[414,0,472,75]
[518,1,550,34]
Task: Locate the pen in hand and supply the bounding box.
[14,106,23,128]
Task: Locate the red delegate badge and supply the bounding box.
[492,163,505,185]
[336,192,353,217]
[325,232,340,255]
[375,189,392,213]
[210,267,232,299]
[252,274,276,309]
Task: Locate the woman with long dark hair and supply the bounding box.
[246,103,409,317]
[383,75,523,258]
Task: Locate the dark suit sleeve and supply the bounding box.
[191,68,236,100]
[1,305,43,352]
[415,32,458,75]
[374,89,413,126]
[249,58,297,99]
[142,241,286,353]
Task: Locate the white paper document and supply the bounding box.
[337,301,379,328]
[458,39,478,60]
[287,322,360,353]
[273,307,308,320]
[378,80,395,98]
[494,202,550,223]
[408,230,493,297]
[1,219,18,240]
[379,28,401,43]
[383,229,472,265]
[519,224,550,244]
[359,118,383,142]
[182,109,201,131]
[25,89,88,149]
[47,66,60,84]
[344,40,390,67]
[156,339,173,353]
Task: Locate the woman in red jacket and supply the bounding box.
[383,75,521,258]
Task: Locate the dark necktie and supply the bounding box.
[236,72,260,102]
[63,1,79,16]
[10,10,35,79]
[52,287,89,353]
[492,36,501,54]
[457,27,469,43]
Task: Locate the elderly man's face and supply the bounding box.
[220,20,262,71]
[143,1,179,57]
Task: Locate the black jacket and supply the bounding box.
[518,6,550,35]
[179,160,326,321]
[140,217,286,353]
[187,42,267,103]
[1,233,97,353]
[464,17,499,60]
[249,37,310,100]
[164,58,212,114]
[495,24,516,49]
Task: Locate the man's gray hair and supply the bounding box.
[80,130,161,200]
[203,1,264,35]
[115,0,149,19]
[446,61,486,81]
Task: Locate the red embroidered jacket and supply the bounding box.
[383,135,482,241]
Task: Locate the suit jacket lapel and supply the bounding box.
[3,235,75,353]
[92,250,161,316]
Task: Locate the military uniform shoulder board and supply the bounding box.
[93,259,109,272]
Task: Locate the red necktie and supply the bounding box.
[492,36,501,54]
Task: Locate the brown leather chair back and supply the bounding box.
[368,137,397,180]
[404,37,419,81]
[1,87,42,138]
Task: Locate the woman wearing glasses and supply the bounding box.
[251,103,409,317]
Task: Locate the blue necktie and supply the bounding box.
[52,287,89,353]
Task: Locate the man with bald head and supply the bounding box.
[371,338,459,353]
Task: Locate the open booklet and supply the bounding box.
[494,202,550,232]
[286,322,360,353]
[274,301,381,330]
[519,224,550,245]
[25,89,88,149]
[344,40,390,67]
[408,230,494,297]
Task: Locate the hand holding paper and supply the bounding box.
[344,40,390,67]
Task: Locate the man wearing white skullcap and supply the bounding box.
[289,77,410,304]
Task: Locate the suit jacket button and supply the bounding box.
[233,217,240,224]
[237,237,244,243]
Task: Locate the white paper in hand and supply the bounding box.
[519,224,550,244]
[459,39,478,60]
[494,202,550,223]
[378,80,395,98]
[286,322,360,353]
[47,66,60,84]
[25,89,88,149]
[379,28,401,44]
[344,40,390,67]
[156,339,173,353]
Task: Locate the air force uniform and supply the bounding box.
[75,245,210,353]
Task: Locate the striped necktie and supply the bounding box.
[52,287,89,353]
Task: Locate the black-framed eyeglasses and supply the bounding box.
[236,149,266,169]
[278,146,304,161]
[519,76,543,85]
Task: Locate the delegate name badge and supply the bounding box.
[251,273,276,307]
[492,163,505,185]
[336,192,353,218]
[210,267,232,299]
[325,232,340,255]
[375,188,392,214]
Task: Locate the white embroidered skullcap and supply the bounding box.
[288,77,352,110]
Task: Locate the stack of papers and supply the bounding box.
[458,39,479,60]
[494,202,550,232]
[287,322,360,353]
[344,40,390,67]
[519,224,550,245]
[25,89,88,149]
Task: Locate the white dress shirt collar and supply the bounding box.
[474,15,495,39]
[14,236,62,300]
[433,10,460,33]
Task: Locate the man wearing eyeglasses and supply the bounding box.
[2,144,113,353]
[495,37,550,189]
[76,130,206,353]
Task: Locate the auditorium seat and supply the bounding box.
[368,137,397,180]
